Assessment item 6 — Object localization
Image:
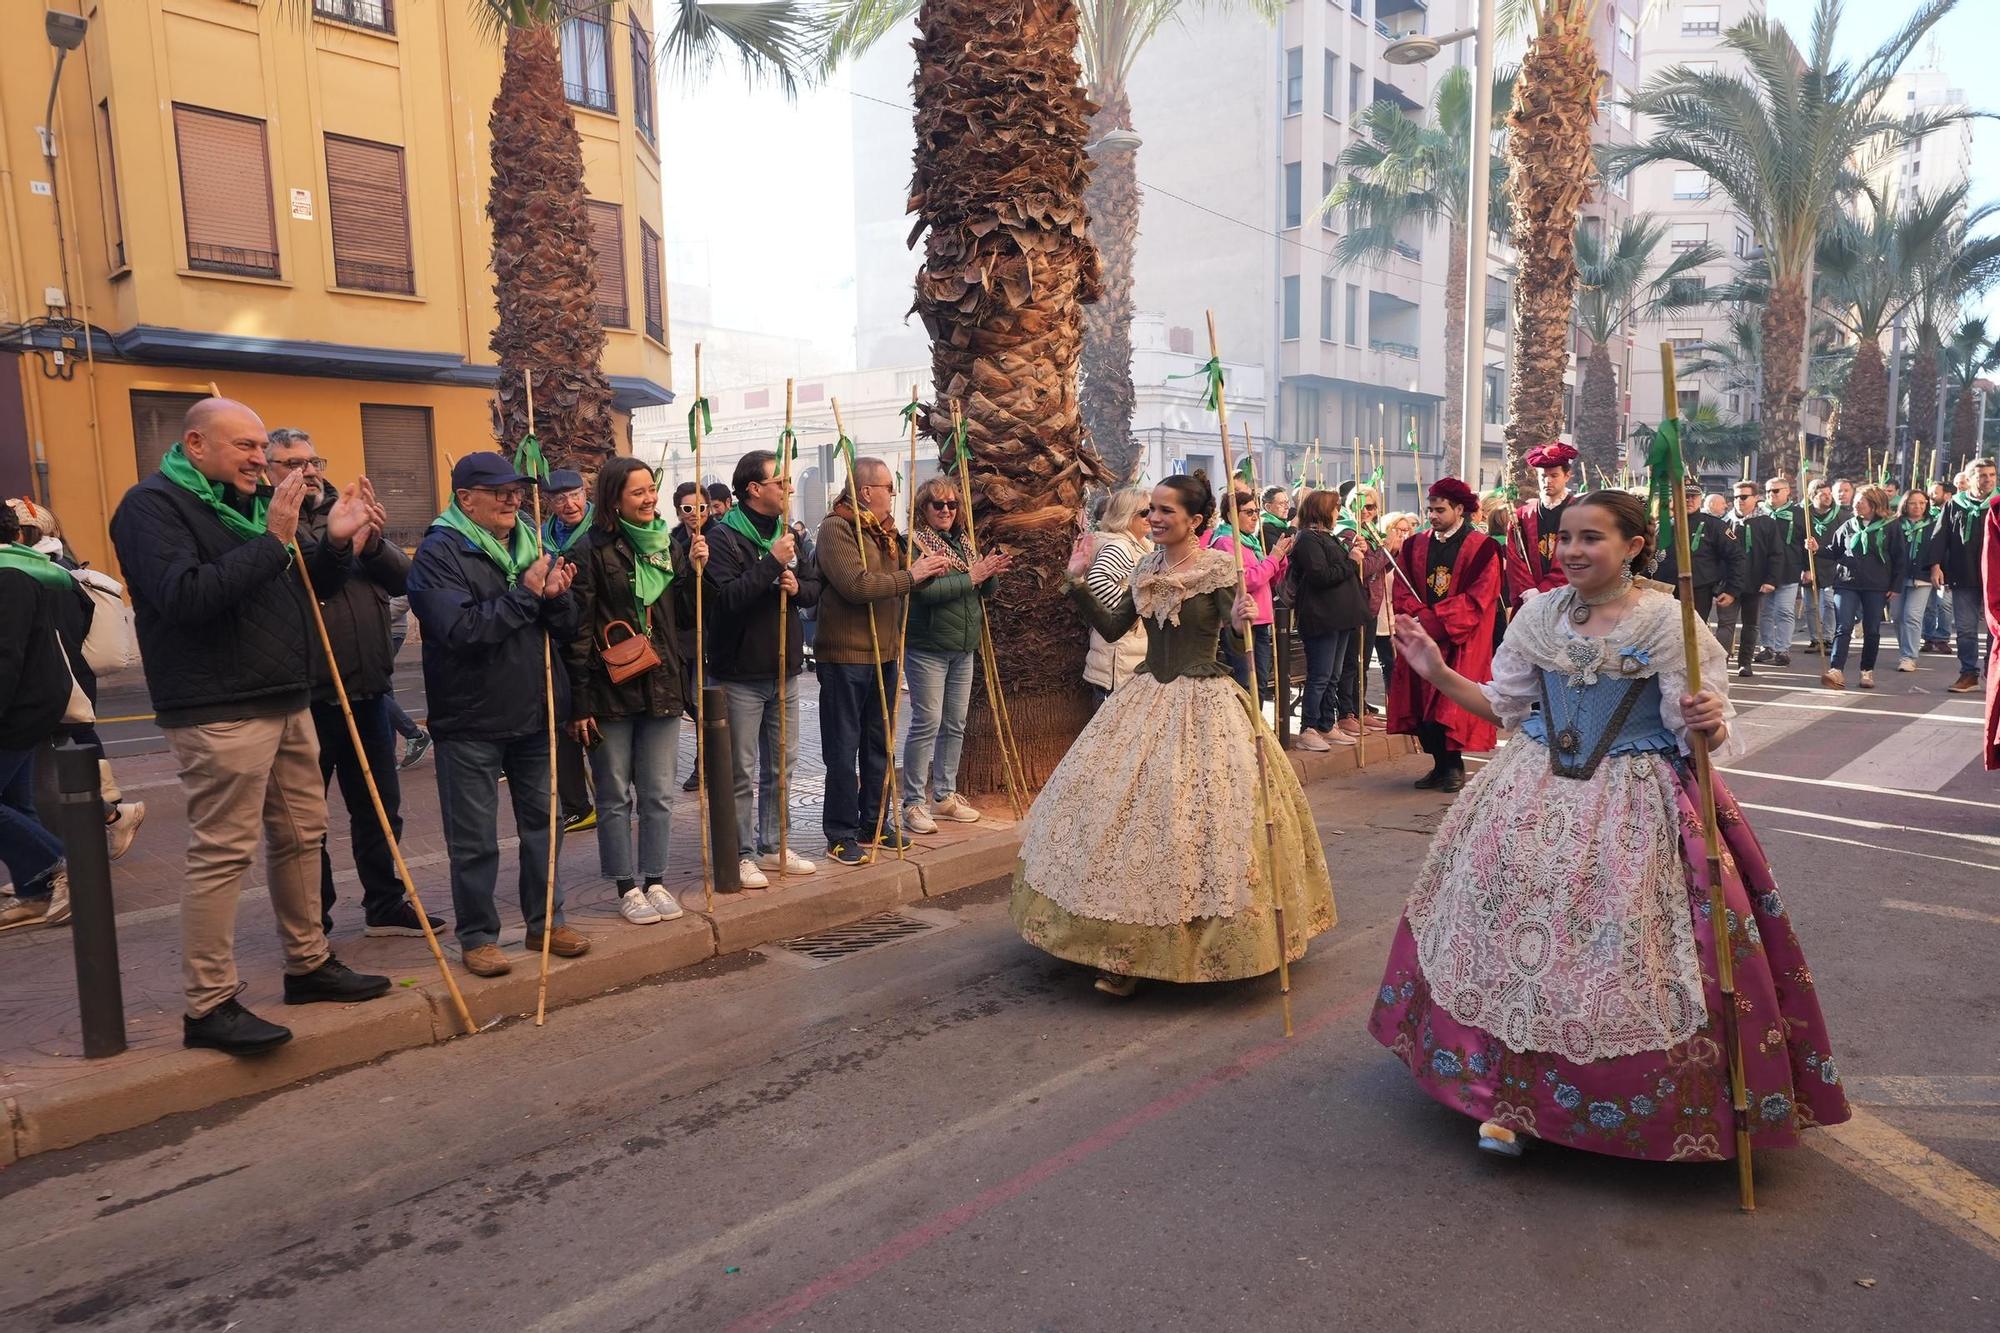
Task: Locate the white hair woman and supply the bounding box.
[1080,486,1152,709]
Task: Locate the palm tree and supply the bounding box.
[1610,0,1972,475]
[1324,65,1516,457]
[827,1,1281,483]
[1903,199,2000,465]
[1941,316,1999,464]
[1571,215,1718,479]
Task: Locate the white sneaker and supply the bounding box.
[758,849,817,876]
[644,883,685,920]
[44,869,69,927]
[106,801,145,860]
[619,887,663,924]
[1295,729,1331,752]
[1897,658,1917,673]
[737,857,771,889]
[903,801,939,834]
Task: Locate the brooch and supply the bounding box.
[1618,647,1651,676]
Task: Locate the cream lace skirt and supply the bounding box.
[1011,672,1336,982]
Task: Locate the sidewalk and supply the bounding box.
[0,676,1413,1165]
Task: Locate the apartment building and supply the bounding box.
[0,0,671,570]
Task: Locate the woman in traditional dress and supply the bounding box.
[1011,474,1336,997]
[1372,490,1850,1161]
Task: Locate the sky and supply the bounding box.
[658,2,2000,367]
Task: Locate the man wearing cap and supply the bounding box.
[1510,442,1578,608]
[1651,479,1744,620]
[1389,477,1501,793]
[109,397,394,1055]
[408,453,584,979]
[540,468,597,833]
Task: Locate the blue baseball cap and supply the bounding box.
[451,453,530,491]
[543,468,586,494]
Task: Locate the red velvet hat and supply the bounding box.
[1428,476,1480,511]
[1524,442,1578,470]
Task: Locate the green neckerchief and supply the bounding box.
[545,504,594,554]
[1950,490,1985,542]
[1811,503,1847,543]
[1218,518,1264,557]
[720,504,782,556]
[1770,501,1802,548]
[159,442,269,543]
[617,515,674,635]
[1899,516,1931,552]
[1688,514,1706,555]
[432,502,538,585]
[1732,513,1754,557]
[1843,516,1891,561]
[0,543,73,590]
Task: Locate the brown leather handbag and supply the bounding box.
[598,619,661,684]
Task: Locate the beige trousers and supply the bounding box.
[163,710,330,1017]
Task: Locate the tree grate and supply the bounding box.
[776,913,940,963]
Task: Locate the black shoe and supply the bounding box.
[364,900,447,938]
[1772,652,1792,667]
[184,998,292,1055]
[1736,666,1754,678]
[1752,648,1774,664]
[563,809,598,833]
[827,841,870,866]
[1439,770,1469,793]
[1413,770,1446,790]
[868,828,915,852]
[283,954,393,1006]
[682,770,701,792]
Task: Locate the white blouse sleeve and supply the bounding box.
[1478,636,1541,732]
[1656,617,1744,763]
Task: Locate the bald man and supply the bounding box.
[110,397,394,1056]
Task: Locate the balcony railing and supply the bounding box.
[1371,338,1419,359]
[313,0,393,34]
[1682,21,1720,36]
[1391,241,1422,261]
[334,257,415,295]
[565,79,614,113]
[189,243,279,279]
[1670,239,1704,252]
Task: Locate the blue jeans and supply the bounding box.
[901,649,974,806]
[1758,581,1802,653]
[1896,583,1933,662]
[721,677,799,858]
[1221,623,1275,696]
[589,715,680,881]
[1954,585,1987,675]
[820,660,899,847]
[1831,588,1888,671]
[0,748,63,899]
[385,630,421,740]
[1300,629,1353,733]
[1925,587,1954,642]
[433,733,561,948]
[313,694,406,925]
[1812,585,1838,643]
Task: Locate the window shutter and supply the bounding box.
[172,105,278,277]
[359,404,438,547]
[130,391,207,478]
[639,219,664,341]
[586,200,628,328]
[325,135,414,294]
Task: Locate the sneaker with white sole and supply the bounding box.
[736,857,771,889]
[618,887,663,924]
[1294,729,1330,752]
[757,849,818,876]
[105,801,146,860]
[903,801,938,834]
[932,793,981,823]
[1896,657,1917,672]
[0,868,68,931]
[644,883,685,920]
[1858,670,1875,689]
[1326,726,1358,746]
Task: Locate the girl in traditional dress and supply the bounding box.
[1011,475,1336,997]
[1372,490,1849,1161]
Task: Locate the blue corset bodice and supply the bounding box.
[1522,670,1677,778]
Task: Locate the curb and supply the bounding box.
[0,735,1411,1165]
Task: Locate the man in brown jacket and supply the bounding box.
[816,457,951,864]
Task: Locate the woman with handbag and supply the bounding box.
[564,458,703,926]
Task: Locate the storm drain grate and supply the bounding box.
[773,912,942,965]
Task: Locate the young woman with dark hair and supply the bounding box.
[1288,489,1367,750]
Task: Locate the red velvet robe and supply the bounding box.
[1983,494,1999,771]
[1511,499,1572,607]
[1389,527,1501,753]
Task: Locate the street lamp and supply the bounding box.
[1085,128,1143,155]
[1381,2,1497,484]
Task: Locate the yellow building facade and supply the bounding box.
[0,0,671,572]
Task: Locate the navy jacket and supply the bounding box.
[1826,518,1908,594]
[407,523,580,742]
[702,509,820,683]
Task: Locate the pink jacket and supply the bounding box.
[1206,527,1288,626]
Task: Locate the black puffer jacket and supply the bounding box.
[109,472,352,728]
[301,488,410,703]
[563,526,695,722]
[1288,528,1368,635]
[703,509,820,682]
[1651,510,1744,596]
[0,568,89,750]
[406,523,581,742]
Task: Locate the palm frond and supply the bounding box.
[661,0,827,97]
[821,0,916,71]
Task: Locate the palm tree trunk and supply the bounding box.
[913,0,1106,794]
[488,23,616,471]
[1442,220,1467,462]
[1574,341,1619,479]
[1828,338,1885,480]
[1502,5,1600,483]
[1907,341,1940,460]
[1758,274,1807,476]
[1949,386,1980,461]
[1080,90,1139,482]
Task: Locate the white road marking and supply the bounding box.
[1832,715,1984,792]
[1882,898,2000,927]
[1847,1076,2000,1108]
[1732,696,1983,725]
[1769,827,2000,874]
[1734,802,2000,850]
[1720,768,1992,810]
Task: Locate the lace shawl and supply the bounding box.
[1131,546,1238,627]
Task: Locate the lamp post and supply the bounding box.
[1385,0,1496,484]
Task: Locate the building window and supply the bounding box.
[1283,162,1302,229]
[1169,325,1195,354]
[1562,385,1575,432]
[359,405,437,548]
[1344,282,1360,345]
[1282,275,1300,341]
[1285,47,1304,116]
[586,199,628,328]
[324,134,414,294]
[1322,164,1337,230]
[313,0,393,34]
[95,99,124,272]
[1672,169,1710,200]
[797,383,825,404]
[1349,62,1364,118]
[1728,392,1741,416]
[1677,388,1701,419]
[1617,13,1636,56]
[1669,326,1703,353]
[1297,386,1322,439]
[1666,276,1706,305]
[1323,50,1338,117]
[1611,84,1633,130]
[743,388,770,410]
[1320,276,1335,341]
[631,18,656,144]
[1608,169,1629,200]
[130,390,205,478]
[1735,228,1751,258]
[1484,366,1504,424]
[639,219,665,342]
[1670,222,1708,252]
[1681,5,1721,37]
[561,3,615,113]
[172,105,279,278]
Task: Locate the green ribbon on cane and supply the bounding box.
[1645,418,1684,563]
[686,396,713,450]
[950,416,971,466]
[512,432,549,483]
[777,426,799,463]
[1167,357,1224,410]
[899,400,922,429]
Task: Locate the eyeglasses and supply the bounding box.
[270,457,326,471]
[469,486,523,506]
[928,498,959,511]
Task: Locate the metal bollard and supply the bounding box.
[1274,606,1294,749]
[52,741,126,1058]
[700,686,741,892]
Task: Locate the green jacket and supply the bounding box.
[906,531,996,655]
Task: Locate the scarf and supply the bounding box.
[1770,501,1802,548]
[546,505,595,554]
[832,499,900,564]
[1950,490,1986,543]
[1899,516,1931,553]
[910,524,970,574]
[1213,518,1264,557]
[1843,517,1890,561]
[721,504,783,556]
[432,502,538,585]
[159,442,268,542]
[1810,504,1845,543]
[618,516,674,633]
[1731,513,1754,557]
[0,543,73,590]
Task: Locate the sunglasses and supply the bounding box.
[678,503,701,513]
[929,498,959,511]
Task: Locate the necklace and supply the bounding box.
[1162,545,1199,575]
[1567,575,1634,625]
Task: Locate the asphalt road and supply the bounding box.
[3,651,1995,1331]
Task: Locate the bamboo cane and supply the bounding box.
[1800,432,1827,658]
[691,346,714,912]
[1660,345,1755,1211]
[886,392,923,825]
[832,400,908,861]
[527,374,563,1027]
[295,525,479,1036]
[950,403,1029,817]
[1207,313,1292,1039]
[775,380,797,876]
